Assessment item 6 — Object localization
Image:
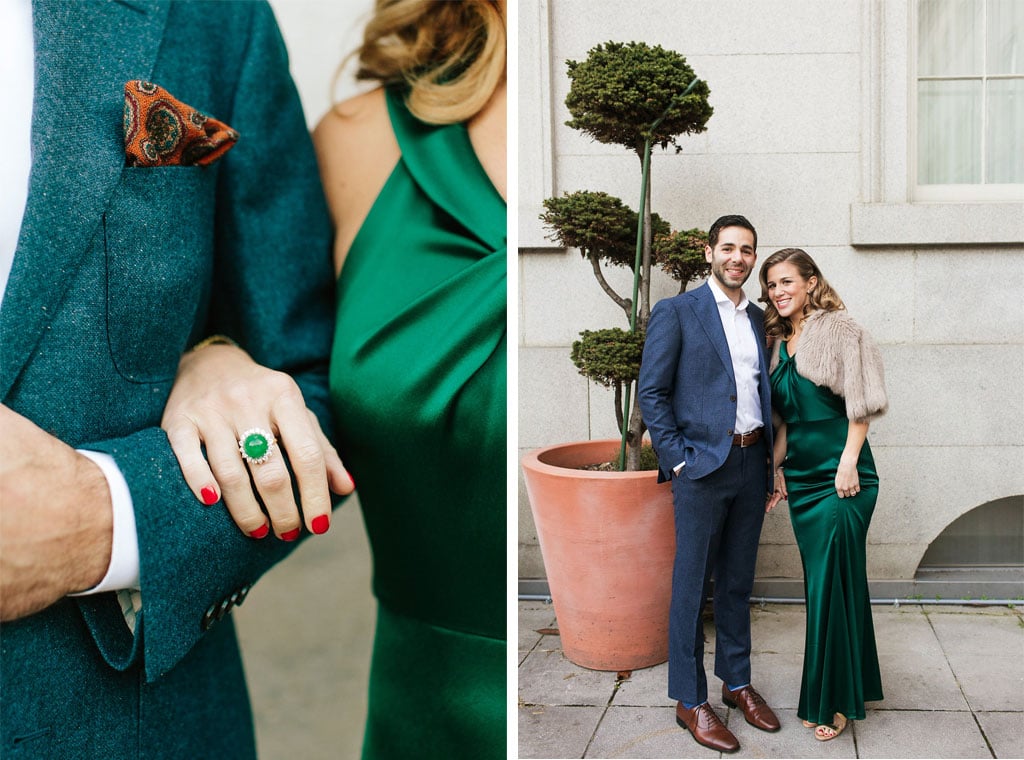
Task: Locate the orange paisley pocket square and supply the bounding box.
[124,80,238,167]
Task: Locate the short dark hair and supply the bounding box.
[708,214,757,250]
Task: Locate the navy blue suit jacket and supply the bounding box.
[638,283,774,489]
[0,2,335,757]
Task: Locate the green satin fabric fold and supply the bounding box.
[362,604,505,760]
[329,86,506,759]
[772,343,883,724]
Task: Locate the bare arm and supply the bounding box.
[766,422,788,512]
[835,420,869,498]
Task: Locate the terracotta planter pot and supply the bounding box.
[522,439,675,671]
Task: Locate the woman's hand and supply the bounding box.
[835,458,860,499]
[766,467,787,512]
[161,342,354,540]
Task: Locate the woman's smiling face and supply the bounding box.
[765,260,817,320]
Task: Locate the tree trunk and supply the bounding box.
[588,252,632,321]
[614,382,625,434]
[625,384,645,470]
[640,173,653,332]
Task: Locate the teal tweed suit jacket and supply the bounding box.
[0,2,335,757]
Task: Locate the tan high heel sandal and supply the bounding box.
[814,714,847,741]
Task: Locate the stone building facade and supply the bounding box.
[518,0,1024,598]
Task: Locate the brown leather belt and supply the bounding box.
[732,428,763,447]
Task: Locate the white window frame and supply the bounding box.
[912,0,1024,201]
[850,0,1023,247]
[518,0,557,249]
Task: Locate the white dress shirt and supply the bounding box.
[707,276,764,435]
[2,0,140,596]
[673,279,764,475]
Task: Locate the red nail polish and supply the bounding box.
[311,515,330,535]
[249,524,269,539]
[201,486,219,505]
[281,527,301,542]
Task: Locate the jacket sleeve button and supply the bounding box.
[235,584,252,606]
[215,598,232,620]
[201,606,216,631]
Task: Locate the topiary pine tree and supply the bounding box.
[565,41,712,158]
[655,228,710,294]
[541,191,669,319]
[543,41,712,470]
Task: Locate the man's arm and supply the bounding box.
[638,299,688,476]
[0,405,112,620]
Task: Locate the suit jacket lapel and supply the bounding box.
[0,0,169,400]
[688,282,735,384]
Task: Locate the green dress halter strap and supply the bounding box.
[328,86,506,759]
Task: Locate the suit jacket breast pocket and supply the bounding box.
[103,167,216,382]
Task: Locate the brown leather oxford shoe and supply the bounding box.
[675,701,740,753]
[722,684,781,732]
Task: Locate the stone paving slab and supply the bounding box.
[728,708,857,758]
[746,651,805,710]
[928,607,1024,654]
[976,711,1024,760]
[520,603,557,650]
[873,607,948,656]
[584,705,718,759]
[946,652,1024,712]
[875,650,968,710]
[519,704,605,759]
[746,605,809,653]
[609,661,672,707]
[518,601,1024,759]
[519,648,618,707]
[856,709,992,758]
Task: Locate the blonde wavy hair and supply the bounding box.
[340,0,506,125]
[758,248,846,339]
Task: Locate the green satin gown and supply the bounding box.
[328,87,506,759]
[771,342,883,724]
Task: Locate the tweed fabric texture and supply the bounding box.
[0,2,335,757]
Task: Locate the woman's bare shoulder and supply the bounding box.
[313,88,398,189]
[313,87,400,270]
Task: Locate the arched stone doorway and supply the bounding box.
[914,495,1024,601]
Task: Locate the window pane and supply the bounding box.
[918,79,982,184]
[986,78,1024,182]
[987,0,1024,74]
[919,0,983,76]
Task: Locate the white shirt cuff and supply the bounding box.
[69,450,141,594]
[673,460,686,475]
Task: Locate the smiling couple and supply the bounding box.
[638,214,888,752]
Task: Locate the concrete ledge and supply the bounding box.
[850,202,1024,246]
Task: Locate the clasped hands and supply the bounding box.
[765,458,862,514]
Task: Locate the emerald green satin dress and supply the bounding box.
[328,87,506,759]
[771,342,883,724]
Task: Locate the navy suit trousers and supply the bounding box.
[667,438,768,705]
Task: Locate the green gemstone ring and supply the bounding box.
[239,428,276,465]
